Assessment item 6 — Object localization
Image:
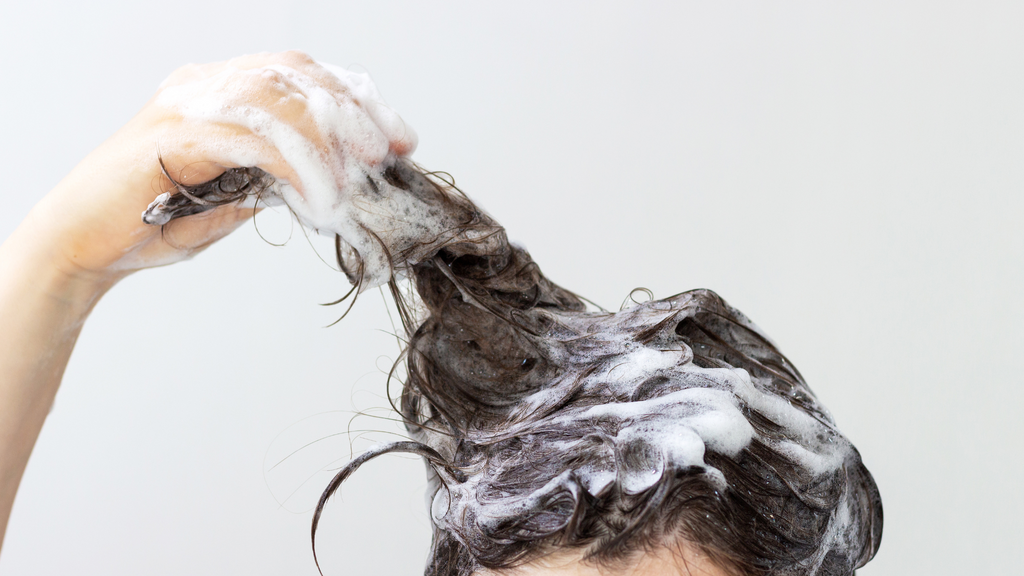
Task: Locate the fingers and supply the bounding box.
[155,60,327,194]
[149,124,294,200]
[139,51,420,278]
[158,50,317,88]
[155,51,415,193]
[317,61,418,156]
[159,203,261,255]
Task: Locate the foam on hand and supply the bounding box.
[146,58,442,289]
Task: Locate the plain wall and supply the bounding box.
[0,2,1021,574]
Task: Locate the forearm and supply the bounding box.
[0,208,118,551]
[0,50,410,556]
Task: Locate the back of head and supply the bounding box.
[162,157,883,576]
[338,160,883,576]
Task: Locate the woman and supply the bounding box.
[0,52,881,575]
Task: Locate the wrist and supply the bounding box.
[1,209,122,320]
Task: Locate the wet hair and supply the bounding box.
[154,160,883,576]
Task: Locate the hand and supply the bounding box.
[23,50,417,287]
[0,51,418,553]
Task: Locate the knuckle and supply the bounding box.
[278,49,315,66]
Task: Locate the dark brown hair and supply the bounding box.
[152,159,883,576]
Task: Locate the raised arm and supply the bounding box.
[0,51,415,551]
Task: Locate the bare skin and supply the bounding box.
[0,50,414,553]
[476,544,734,576]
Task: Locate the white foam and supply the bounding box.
[155,58,420,288]
[425,297,861,562]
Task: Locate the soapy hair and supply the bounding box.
[159,160,883,576]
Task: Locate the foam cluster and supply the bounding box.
[409,283,881,575]
[145,57,465,289]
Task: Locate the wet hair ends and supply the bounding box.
[155,159,882,576]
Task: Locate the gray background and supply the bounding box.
[0,1,1020,574]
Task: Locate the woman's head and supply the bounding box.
[158,158,882,576]
[316,160,883,576]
